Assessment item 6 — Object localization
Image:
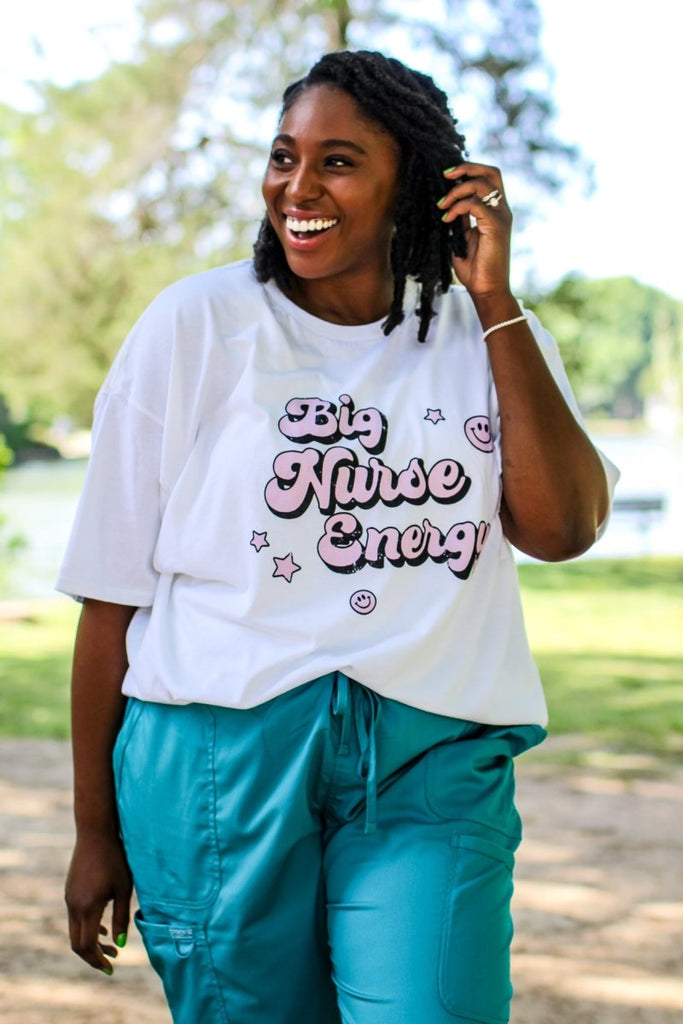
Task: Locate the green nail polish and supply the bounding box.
[443,166,459,174]
[436,197,446,208]
[115,933,127,949]
[441,212,450,222]
[102,965,113,976]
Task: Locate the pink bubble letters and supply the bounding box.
[264,396,491,579]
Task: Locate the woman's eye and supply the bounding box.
[270,150,294,166]
[326,156,353,168]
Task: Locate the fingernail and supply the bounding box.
[443,166,459,175]
[115,933,127,949]
[436,196,447,208]
[441,212,451,222]
[101,965,113,976]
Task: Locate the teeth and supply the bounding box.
[286,216,338,233]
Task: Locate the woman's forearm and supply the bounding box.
[71,598,137,835]
[474,292,609,561]
[441,165,609,562]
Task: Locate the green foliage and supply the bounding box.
[0,435,12,473]
[527,274,683,418]
[0,70,202,426]
[0,431,27,560]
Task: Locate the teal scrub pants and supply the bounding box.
[113,672,544,1024]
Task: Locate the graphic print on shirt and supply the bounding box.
[250,530,270,551]
[349,590,378,615]
[425,408,445,424]
[272,552,301,582]
[464,415,494,453]
[258,395,492,584]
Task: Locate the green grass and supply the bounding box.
[0,599,79,738]
[0,560,681,766]
[518,558,683,762]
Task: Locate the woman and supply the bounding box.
[60,50,617,1024]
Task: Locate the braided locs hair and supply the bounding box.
[253,50,467,343]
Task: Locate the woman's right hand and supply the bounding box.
[65,830,133,974]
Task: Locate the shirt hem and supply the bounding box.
[54,579,154,607]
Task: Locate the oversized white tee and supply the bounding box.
[57,260,618,725]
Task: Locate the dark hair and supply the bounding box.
[253,50,467,343]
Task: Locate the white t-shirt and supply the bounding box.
[57,260,618,725]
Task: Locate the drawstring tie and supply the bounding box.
[332,673,381,835]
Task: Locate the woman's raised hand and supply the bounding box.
[438,162,513,300]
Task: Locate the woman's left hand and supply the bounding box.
[438,162,512,298]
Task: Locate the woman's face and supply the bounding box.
[262,84,400,297]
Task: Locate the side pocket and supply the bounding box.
[135,911,230,1024]
[113,698,144,790]
[115,702,221,911]
[425,726,544,843]
[438,834,515,1023]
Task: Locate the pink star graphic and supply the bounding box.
[250,531,269,552]
[272,553,301,583]
[425,408,445,424]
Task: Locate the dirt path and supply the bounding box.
[1,739,681,1023]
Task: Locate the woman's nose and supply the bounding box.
[286,162,323,202]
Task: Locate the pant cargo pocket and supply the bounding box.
[114,702,221,911]
[135,911,229,1024]
[438,834,515,1023]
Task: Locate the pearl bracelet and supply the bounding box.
[482,314,528,340]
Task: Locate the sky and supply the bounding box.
[0,0,681,299]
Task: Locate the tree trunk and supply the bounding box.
[329,0,351,48]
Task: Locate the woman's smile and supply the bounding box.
[284,214,340,250]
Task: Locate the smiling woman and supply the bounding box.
[261,85,400,324]
[254,54,471,344]
[59,49,618,1024]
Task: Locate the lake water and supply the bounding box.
[1,432,681,600]
[0,459,88,600]
[588,433,683,561]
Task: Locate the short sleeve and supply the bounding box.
[55,387,163,606]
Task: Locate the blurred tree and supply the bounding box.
[528,275,683,420]
[0,57,204,427]
[126,0,583,240]
[0,0,584,431]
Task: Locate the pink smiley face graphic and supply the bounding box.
[464,415,494,453]
[350,590,377,615]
